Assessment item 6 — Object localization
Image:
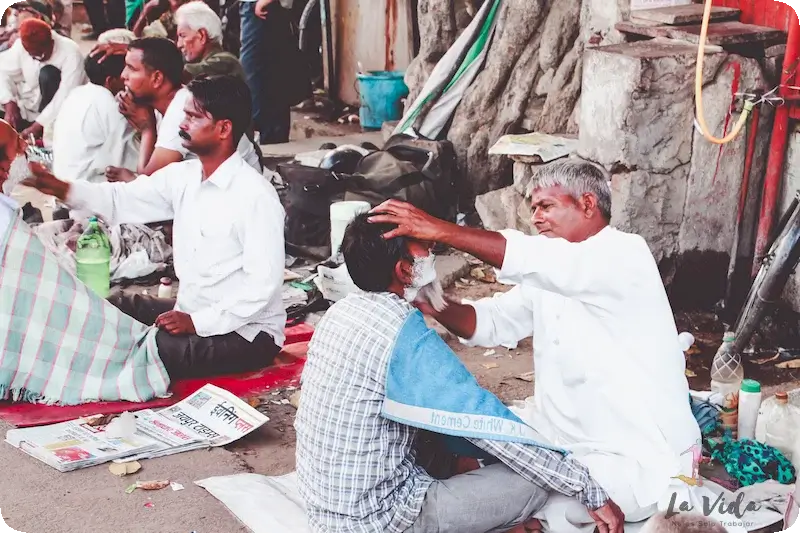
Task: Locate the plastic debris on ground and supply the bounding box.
[170,482,184,491]
[515,372,535,382]
[109,461,141,477]
[126,480,170,494]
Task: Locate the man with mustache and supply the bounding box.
[368,159,701,532]
[108,37,259,182]
[24,74,287,381]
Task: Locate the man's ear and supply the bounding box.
[151,70,164,89]
[580,192,598,218]
[198,28,209,44]
[217,118,233,140]
[394,258,414,287]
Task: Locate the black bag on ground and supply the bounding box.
[277,163,347,251]
[344,135,457,222]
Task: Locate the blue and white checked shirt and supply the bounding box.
[295,292,609,533]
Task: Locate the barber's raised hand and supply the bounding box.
[117,91,156,133]
[368,200,447,242]
[588,500,625,533]
[106,166,137,183]
[89,42,128,64]
[22,162,70,201]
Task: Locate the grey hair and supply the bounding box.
[640,513,727,533]
[526,158,612,220]
[175,1,223,44]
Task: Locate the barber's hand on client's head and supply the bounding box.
[23,162,70,201]
[369,200,447,242]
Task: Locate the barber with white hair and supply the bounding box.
[370,158,702,532]
[175,1,244,80]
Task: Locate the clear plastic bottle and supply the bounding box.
[75,217,111,298]
[764,392,799,461]
[710,331,744,438]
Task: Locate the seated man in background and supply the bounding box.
[24,75,286,381]
[295,213,625,533]
[52,53,139,185]
[111,37,260,180]
[175,1,244,80]
[0,1,54,52]
[0,18,86,139]
[369,159,702,530]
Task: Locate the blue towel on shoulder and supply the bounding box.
[382,311,564,453]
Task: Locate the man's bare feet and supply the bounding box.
[105,166,136,183]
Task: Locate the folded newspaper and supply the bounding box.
[5,384,269,472]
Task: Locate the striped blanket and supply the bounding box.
[0,214,170,405]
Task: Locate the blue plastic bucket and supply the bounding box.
[357,71,409,130]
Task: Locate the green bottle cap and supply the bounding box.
[741,379,761,394]
[89,216,98,223]
[722,331,735,342]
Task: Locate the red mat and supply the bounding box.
[0,324,313,428]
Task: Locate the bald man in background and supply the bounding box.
[0,18,87,139]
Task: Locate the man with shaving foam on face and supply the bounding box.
[368,158,702,532]
[295,212,625,533]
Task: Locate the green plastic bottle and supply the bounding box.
[76,217,111,298]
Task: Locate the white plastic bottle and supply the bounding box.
[764,392,798,461]
[737,379,761,440]
[710,332,744,438]
[678,332,695,352]
[157,277,173,299]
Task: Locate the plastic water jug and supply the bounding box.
[76,217,111,298]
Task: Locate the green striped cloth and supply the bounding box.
[0,214,170,406]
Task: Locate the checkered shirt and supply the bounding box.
[294,292,608,533]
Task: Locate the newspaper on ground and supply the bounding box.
[117,384,269,462]
[5,384,269,471]
[5,418,159,472]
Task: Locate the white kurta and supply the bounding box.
[52,84,139,183]
[0,32,87,128]
[467,227,701,521]
[67,153,287,345]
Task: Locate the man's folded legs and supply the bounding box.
[108,293,280,380]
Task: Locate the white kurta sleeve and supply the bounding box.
[0,44,23,106]
[66,164,180,225]
[190,190,286,338]
[465,285,535,348]
[35,46,86,127]
[498,229,629,308]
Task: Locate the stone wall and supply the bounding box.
[579,39,775,308]
[404,0,629,205]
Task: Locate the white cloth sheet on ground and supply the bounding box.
[196,472,791,533]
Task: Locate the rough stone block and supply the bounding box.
[579,40,725,174]
[679,56,768,255]
[610,168,689,263]
[475,186,535,234]
[435,254,471,289]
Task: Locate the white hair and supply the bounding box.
[175,1,223,44]
[97,28,136,44]
[527,157,613,220]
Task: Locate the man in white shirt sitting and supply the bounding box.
[0,18,87,139]
[369,159,701,531]
[24,75,287,381]
[111,37,261,180]
[52,53,139,185]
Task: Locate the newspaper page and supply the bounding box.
[117,384,270,462]
[156,384,269,447]
[5,420,159,472]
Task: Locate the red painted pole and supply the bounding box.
[752,11,800,277]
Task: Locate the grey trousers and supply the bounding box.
[407,464,549,533]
